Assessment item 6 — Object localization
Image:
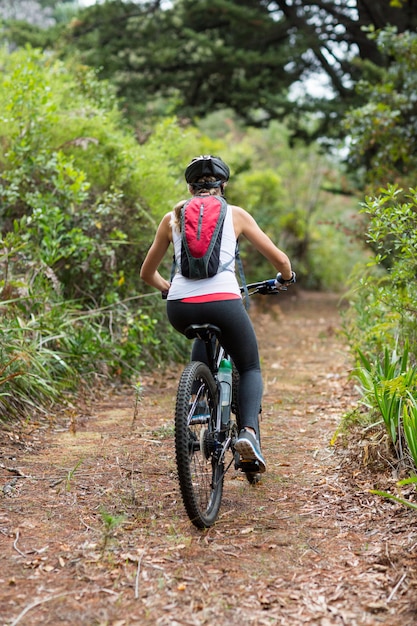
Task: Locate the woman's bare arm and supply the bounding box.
[140,213,172,292]
[232,205,293,279]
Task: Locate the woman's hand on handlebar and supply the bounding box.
[276,271,296,287]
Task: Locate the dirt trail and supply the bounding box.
[1,291,417,626]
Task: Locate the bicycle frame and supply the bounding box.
[184,323,228,438]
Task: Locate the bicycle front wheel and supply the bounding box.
[175,361,223,529]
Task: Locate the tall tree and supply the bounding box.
[5,1,417,133]
[59,0,299,124]
[344,27,417,190]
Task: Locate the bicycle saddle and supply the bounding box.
[184,324,222,341]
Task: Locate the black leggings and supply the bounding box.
[167,299,262,434]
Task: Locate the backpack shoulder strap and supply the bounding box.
[235,239,250,309]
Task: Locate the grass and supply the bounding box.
[353,344,417,464]
[371,476,417,511]
[151,423,175,439]
[65,459,84,492]
[99,508,127,554]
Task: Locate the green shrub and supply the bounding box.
[343,185,417,363]
[0,46,192,420]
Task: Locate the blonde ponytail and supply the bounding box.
[172,176,222,232]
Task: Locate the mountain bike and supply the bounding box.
[174,277,293,528]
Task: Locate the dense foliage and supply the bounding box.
[344,28,417,190]
[343,28,417,359]
[342,28,417,474]
[346,186,417,359]
[0,46,194,419]
[2,0,415,140]
[0,44,359,421]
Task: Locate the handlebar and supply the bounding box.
[242,272,296,297]
[243,279,277,296]
[241,278,287,297]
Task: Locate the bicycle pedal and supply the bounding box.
[236,459,260,473]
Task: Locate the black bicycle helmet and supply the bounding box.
[185,155,230,184]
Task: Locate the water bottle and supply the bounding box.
[218,358,233,427]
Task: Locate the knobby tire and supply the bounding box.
[175,361,223,528]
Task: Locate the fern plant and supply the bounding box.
[403,394,417,469]
[354,344,417,458]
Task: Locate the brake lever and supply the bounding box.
[257,282,281,295]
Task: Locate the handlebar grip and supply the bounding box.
[276,271,296,285]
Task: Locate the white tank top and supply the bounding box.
[167,203,241,300]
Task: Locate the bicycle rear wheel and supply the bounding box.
[175,361,224,528]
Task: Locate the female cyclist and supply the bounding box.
[140,155,295,473]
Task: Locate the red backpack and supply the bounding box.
[180,195,228,279]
